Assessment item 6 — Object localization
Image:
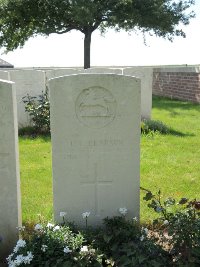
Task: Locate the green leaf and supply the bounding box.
[138,254,147,264]
[179,197,188,205]
[143,192,154,201]
[103,234,112,243]
[126,249,135,257]
[119,255,132,266]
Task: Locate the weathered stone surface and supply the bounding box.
[0,71,9,80]
[45,68,81,80]
[123,67,153,119]
[0,80,21,262]
[84,68,123,74]
[50,74,140,226]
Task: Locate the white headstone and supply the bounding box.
[50,74,140,226]
[9,70,46,127]
[0,80,21,261]
[123,67,153,119]
[45,68,81,80]
[84,68,123,74]
[0,71,9,81]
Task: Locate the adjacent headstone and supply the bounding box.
[123,67,153,119]
[50,74,140,226]
[9,70,46,127]
[45,68,81,80]
[0,80,21,262]
[0,71,9,81]
[84,68,123,75]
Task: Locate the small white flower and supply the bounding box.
[163,220,169,225]
[140,235,144,241]
[80,245,88,252]
[82,212,90,219]
[119,207,128,216]
[60,211,67,217]
[41,245,48,252]
[64,246,72,253]
[23,251,34,264]
[47,222,54,228]
[13,239,26,253]
[34,224,43,231]
[142,227,148,235]
[6,253,14,263]
[15,254,24,265]
[133,217,138,222]
[16,239,26,248]
[53,225,60,231]
[8,261,15,267]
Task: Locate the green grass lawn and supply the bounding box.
[19,136,52,223]
[141,96,200,222]
[19,96,200,224]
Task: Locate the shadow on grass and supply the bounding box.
[18,126,51,142]
[153,95,200,115]
[142,127,194,137]
[141,118,195,137]
[167,128,195,137]
[150,96,199,136]
[18,133,51,142]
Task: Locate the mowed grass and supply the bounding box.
[141,96,200,222]
[19,136,52,223]
[19,96,200,224]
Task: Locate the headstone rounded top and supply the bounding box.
[75,86,117,129]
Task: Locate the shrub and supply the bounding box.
[8,192,200,266]
[141,119,169,134]
[92,216,169,267]
[8,217,169,267]
[7,223,103,267]
[22,89,50,135]
[142,188,200,266]
[18,126,39,137]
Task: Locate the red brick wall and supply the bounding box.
[153,71,200,103]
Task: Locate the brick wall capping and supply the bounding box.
[153,66,200,73]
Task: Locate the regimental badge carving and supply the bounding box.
[75,86,117,128]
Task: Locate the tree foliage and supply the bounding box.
[0,0,195,68]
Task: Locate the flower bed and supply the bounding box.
[6,190,200,266]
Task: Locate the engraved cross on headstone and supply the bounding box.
[80,161,113,216]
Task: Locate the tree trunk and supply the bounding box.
[84,30,92,69]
